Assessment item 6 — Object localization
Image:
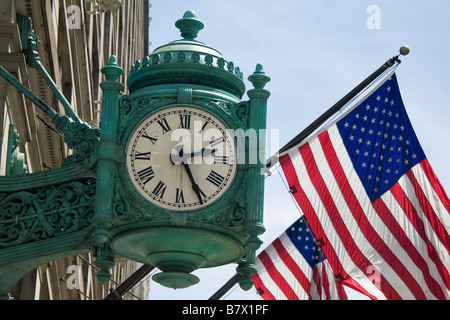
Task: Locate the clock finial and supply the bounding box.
[175,10,204,40]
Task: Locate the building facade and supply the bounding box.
[0,0,150,299]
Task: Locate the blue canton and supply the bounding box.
[336,74,425,202]
[286,216,326,268]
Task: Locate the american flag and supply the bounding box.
[251,216,347,300]
[279,72,450,299]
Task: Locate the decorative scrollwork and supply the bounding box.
[234,101,249,129]
[119,95,135,115]
[0,180,95,248]
[230,207,246,226]
[52,114,100,167]
[112,177,131,219]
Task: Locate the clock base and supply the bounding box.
[110,223,246,289]
[152,272,200,289]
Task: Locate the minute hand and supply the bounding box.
[182,162,206,204]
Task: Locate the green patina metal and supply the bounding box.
[0,10,270,298]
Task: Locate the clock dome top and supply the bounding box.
[127,10,245,98]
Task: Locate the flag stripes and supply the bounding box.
[252,217,347,300]
[279,90,450,299]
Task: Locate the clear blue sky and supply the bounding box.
[141,0,450,300]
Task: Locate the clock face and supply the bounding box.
[126,106,236,211]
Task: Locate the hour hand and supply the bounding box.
[170,145,215,165]
[170,144,186,165]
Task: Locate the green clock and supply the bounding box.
[126,106,237,211]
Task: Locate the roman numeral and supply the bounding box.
[198,121,208,134]
[214,155,230,165]
[135,151,151,160]
[141,131,157,144]
[178,114,191,129]
[210,137,224,147]
[157,117,171,134]
[152,180,167,199]
[137,166,155,185]
[206,170,225,187]
[175,188,185,204]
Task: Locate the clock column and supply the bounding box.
[238,64,271,289]
[93,56,124,282]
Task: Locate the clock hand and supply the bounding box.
[170,144,186,165]
[181,161,206,204]
[170,146,216,165]
[170,145,206,204]
[187,148,216,158]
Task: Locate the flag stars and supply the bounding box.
[337,75,425,202]
[287,218,328,267]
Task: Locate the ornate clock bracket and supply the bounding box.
[0,15,108,297]
[1,16,100,168]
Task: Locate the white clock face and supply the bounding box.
[126,106,236,211]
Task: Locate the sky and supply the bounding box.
[140,0,450,300]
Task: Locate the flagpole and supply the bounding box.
[211,47,410,300]
[266,46,410,169]
[208,274,243,300]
